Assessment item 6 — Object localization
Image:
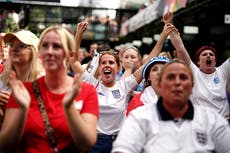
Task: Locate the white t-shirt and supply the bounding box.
[112,101,230,153]
[189,60,230,119]
[82,71,138,135]
[86,50,100,74]
[0,81,11,92]
[140,86,158,105]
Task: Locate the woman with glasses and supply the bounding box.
[0,26,99,153]
[71,19,176,153]
[0,30,45,129]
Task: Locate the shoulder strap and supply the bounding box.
[32,80,59,153]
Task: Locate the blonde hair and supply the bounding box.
[0,33,6,47]
[38,25,76,70]
[0,43,44,87]
[123,46,142,60]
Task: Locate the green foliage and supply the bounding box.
[0,12,19,32]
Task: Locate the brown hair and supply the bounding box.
[195,45,217,65]
[99,51,120,67]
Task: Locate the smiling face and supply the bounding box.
[39,30,66,72]
[197,49,216,74]
[158,61,193,108]
[99,53,119,87]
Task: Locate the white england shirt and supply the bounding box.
[140,86,158,105]
[189,60,230,119]
[112,99,230,153]
[82,71,138,135]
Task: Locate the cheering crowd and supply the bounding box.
[0,12,229,153]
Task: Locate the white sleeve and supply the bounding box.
[212,114,230,153]
[87,50,100,75]
[111,111,146,153]
[218,58,230,78]
[81,70,99,87]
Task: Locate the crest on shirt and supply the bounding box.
[213,76,220,84]
[74,100,83,110]
[194,129,208,146]
[112,89,121,99]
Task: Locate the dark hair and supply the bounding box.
[97,44,111,53]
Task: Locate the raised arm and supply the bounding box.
[133,22,176,84]
[163,12,191,64]
[70,21,88,75]
[142,23,174,65]
[0,71,31,152]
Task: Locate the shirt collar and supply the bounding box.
[156,97,194,121]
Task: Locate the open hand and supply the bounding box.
[62,73,82,108]
[77,21,88,34]
[9,71,31,109]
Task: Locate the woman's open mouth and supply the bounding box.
[206,59,211,65]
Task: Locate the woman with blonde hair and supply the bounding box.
[0,30,44,89]
[0,25,99,153]
[0,29,44,129]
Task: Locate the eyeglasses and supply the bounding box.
[7,43,30,50]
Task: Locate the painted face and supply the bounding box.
[148,63,165,92]
[158,62,193,107]
[8,38,32,65]
[122,49,140,68]
[99,54,119,87]
[197,49,216,73]
[39,31,65,72]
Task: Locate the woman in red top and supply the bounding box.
[0,26,99,153]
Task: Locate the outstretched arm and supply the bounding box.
[70,21,88,75]
[163,12,191,64]
[0,71,30,152]
[133,22,176,84]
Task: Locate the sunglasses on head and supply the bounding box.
[99,49,119,55]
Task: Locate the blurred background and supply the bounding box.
[0,0,230,64]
